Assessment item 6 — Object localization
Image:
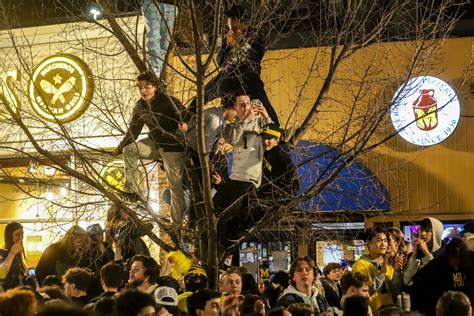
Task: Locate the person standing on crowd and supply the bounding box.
[35,225,92,285]
[263,270,290,308]
[321,263,342,309]
[277,257,329,314]
[62,267,94,307]
[214,94,272,264]
[411,237,474,316]
[128,255,161,296]
[0,222,27,291]
[188,5,279,125]
[404,217,444,286]
[112,71,190,225]
[352,227,393,315]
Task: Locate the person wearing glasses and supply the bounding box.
[352,227,395,315]
[276,257,330,315]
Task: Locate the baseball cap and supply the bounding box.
[259,123,283,139]
[86,223,109,235]
[154,286,178,307]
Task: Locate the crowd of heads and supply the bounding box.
[0,217,472,316]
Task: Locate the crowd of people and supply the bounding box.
[0,2,473,316]
[0,218,471,316]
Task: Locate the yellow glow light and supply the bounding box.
[28,54,94,123]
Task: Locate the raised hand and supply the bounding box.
[10,241,23,255]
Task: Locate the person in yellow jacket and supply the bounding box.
[352,227,394,315]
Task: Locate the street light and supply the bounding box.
[87,3,103,20]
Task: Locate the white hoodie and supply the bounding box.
[403,217,444,286]
[282,285,322,314]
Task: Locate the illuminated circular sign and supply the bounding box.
[28,54,94,123]
[390,76,460,146]
[99,160,126,192]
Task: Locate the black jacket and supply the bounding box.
[35,242,93,285]
[259,142,300,199]
[117,92,190,153]
[321,278,342,309]
[0,248,25,290]
[217,27,267,75]
[411,251,474,316]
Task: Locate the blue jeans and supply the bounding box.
[142,0,178,77]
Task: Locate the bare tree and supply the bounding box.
[0,0,470,286]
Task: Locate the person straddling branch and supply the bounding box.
[188,5,279,125]
[213,94,272,264]
[112,71,191,224]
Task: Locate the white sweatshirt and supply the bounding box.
[224,115,272,187]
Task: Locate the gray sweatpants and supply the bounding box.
[123,138,186,224]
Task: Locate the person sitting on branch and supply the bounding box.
[189,5,279,125]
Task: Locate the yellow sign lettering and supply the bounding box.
[0,70,20,116]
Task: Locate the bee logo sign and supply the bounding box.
[390,76,460,146]
[99,160,125,192]
[28,54,93,123]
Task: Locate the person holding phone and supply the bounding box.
[214,94,272,266]
[0,222,27,290]
[188,5,280,125]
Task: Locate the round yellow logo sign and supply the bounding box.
[28,54,93,123]
[99,160,126,192]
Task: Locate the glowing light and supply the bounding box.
[99,160,125,191]
[45,191,54,201]
[43,166,56,177]
[25,235,44,253]
[28,54,94,123]
[90,8,102,20]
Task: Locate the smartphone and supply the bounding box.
[411,225,420,240]
[28,268,36,278]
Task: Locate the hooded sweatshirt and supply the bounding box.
[403,217,444,286]
[277,285,330,314]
